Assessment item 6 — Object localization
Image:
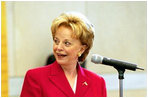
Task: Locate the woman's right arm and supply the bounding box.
[20,70,41,97]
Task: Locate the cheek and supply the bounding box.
[53,44,57,52]
[68,48,79,56]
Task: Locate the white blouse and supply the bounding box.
[72,74,77,93]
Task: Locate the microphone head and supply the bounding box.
[91,54,103,64]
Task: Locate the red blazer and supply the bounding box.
[20,61,107,97]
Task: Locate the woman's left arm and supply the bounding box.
[101,77,107,97]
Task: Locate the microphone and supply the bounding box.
[91,54,144,71]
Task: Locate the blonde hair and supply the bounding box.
[51,12,95,62]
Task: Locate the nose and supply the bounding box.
[57,42,64,51]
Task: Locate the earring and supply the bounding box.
[78,52,81,57]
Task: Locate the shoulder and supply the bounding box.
[27,65,50,73]
[25,63,54,78]
[82,67,105,82]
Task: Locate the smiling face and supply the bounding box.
[53,25,86,66]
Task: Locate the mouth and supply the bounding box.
[56,53,67,58]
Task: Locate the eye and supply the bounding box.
[64,41,71,46]
[53,38,59,45]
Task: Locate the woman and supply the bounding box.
[20,12,107,97]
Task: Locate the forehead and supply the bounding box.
[55,26,77,40]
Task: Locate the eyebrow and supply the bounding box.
[54,36,72,41]
[64,39,71,41]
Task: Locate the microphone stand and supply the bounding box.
[114,66,125,97]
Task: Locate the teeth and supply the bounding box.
[57,53,67,56]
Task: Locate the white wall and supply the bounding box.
[86,2,147,74]
[7,1,86,76]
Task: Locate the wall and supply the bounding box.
[86,1,147,74]
[5,1,147,97]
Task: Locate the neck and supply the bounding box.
[60,62,78,89]
[61,62,78,77]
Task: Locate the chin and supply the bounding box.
[56,59,67,65]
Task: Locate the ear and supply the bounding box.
[80,45,87,54]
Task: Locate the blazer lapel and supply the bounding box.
[48,61,75,96]
[75,64,91,97]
